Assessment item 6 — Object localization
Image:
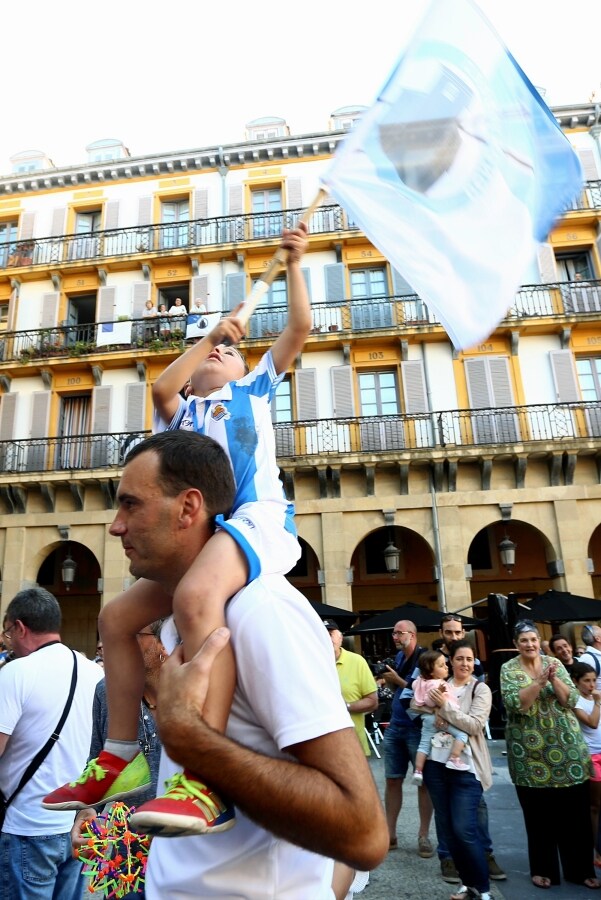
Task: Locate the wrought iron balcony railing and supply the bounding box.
[1,278,600,365]
[0,205,356,271]
[0,402,598,476]
[0,179,599,272]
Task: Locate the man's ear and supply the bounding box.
[178,488,204,528]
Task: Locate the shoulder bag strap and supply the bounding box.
[5,649,78,807]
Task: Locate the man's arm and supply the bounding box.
[270,224,312,375]
[347,691,378,715]
[157,632,388,871]
[0,733,8,756]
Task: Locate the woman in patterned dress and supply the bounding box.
[500,619,599,890]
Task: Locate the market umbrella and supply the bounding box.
[308,601,359,627]
[521,589,601,624]
[348,602,482,634]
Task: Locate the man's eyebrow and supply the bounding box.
[116,490,137,503]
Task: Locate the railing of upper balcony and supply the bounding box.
[0,178,599,271]
[0,205,358,270]
[1,278,600,363]
[0,402,598,475]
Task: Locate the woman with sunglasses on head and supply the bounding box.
[500,619,599,891]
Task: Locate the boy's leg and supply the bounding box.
[43,581,172,810]
[130,532,247,837]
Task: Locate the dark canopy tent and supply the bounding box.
[308,601,359,627]
[348,602,482,634]
[523,589,601,623]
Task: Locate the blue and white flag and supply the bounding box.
[321,0,583,350]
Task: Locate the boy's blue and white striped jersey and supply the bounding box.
[153,350,289,513]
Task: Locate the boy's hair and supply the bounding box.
[125,431,236,519]
[571,661,596,682]
[418,649,444,678]
[4,588,61,634]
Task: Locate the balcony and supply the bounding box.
[0,402,598,480]
[0,205,355,272]
[0,277,599,367]
[0,178,600,273]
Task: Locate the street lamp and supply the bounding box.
[61,549,77,591]
[498,535,517,574]
[383,533,401,575]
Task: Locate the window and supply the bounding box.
[273,377,292,423]
[359,371,399,416]
[350,267,393,329]
[248,277,287,338]
[70,210,102,260]
[161,199,190,249]
[251,188,282,238]
[0,304,8,323]
[358,371,403,451]
[0,220,18,267]
[556,252,593,281]
[576,358,601,401]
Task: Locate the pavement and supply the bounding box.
[363,737,600,900]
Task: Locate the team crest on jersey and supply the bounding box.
[180,417,194,430]
[211,403,230,422]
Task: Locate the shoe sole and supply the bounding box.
[129,810,236,838]
[442,877,462,884]
[41,783,151,811]
[489,874,507,881]
[418,847,434,858]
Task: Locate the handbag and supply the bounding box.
[0,648,78,830]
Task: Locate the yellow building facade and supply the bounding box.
[0,106,600,658]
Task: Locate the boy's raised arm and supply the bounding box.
[270,224,312,375]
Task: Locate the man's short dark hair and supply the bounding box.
[4,588,61,634]
[124,432,236,518]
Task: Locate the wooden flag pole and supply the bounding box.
[234,187,329,329]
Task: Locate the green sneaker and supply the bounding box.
[42,750,151,810]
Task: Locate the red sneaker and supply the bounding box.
[42,750,151,810]
[129,770,235,837]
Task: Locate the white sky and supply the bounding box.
[2,0,600,174]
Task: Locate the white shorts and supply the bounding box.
[216,500,301,582]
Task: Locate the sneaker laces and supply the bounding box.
[69,757,107,787]
[162,772,223,815]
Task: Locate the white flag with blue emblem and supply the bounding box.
[321,0,583,350]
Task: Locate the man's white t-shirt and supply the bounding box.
[147,575,352,899]
[0,642,103,835]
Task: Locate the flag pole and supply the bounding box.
[235,187,329,328]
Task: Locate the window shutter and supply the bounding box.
[488,357,514,406]
[537,243,557,284]
[98,287,116,322]
[287,178,303,211]
[577,148,600,181]
[192,275,209,304]
[301,267,312,302]
[18,212,35,241]
[464,358,492,408]
[401,360,428,413]
[104,201,120,230]
[228,186,243,215]
[392,268,415,296]
[325,263,345,303]
[51,208,66,237]
[226,273,246,311]
[30,392,50,438]
[295,369,318,420]
[138,197,152,227]
[92,386,112,433]
[193,189,208,220]
[0,393,17,441]
[331,365,355,417]
[40,292,59,328]
[550,349,580,402]
[132,282,151,318]
[125,383,146,431]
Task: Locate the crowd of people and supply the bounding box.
[0,221,600,899]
